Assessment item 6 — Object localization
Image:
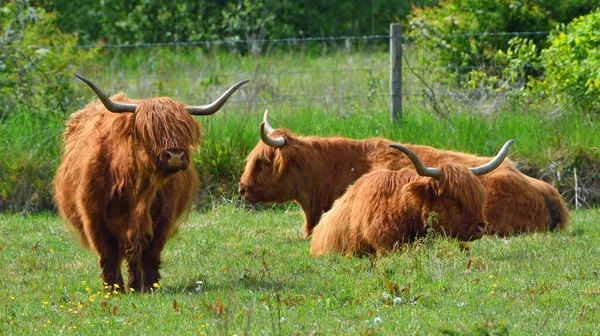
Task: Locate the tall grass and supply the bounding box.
[2,47,600,211]
[0,106,66,212]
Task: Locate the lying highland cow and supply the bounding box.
[310,140,513,256]
[239,111,568,238]
[54,75,248,292]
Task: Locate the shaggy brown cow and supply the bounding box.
[310,140,513,256]
[54,75,248,292]
[238,110,568,238]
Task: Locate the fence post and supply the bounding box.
[390,23,402,123]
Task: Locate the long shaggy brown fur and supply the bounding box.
[310,164,488,256]
[54,93,201,292]
[239,129,569,238]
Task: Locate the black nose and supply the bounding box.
[238,186,246,196]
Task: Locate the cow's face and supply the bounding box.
[426,164,488,241]
[238,138,301,204]
[133,98,201,175]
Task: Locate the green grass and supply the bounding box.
[1,204,599,334]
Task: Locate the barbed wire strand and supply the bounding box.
[6,31,557,50]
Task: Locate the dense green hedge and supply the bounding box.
[408,0,599,72]
[536,9,600,113]
[38,0,438,46]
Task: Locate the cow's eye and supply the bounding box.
[253,160,262,171]
[255,159,270,172]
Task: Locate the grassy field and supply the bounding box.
[1,204,599,335]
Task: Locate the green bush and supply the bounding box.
[533,10,600,113]
[407,0,600,80]
[485,10,600,113]
[1,0,98,114]
[39,0,437,46]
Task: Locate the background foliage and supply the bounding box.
[536,9,600,113]
[39,0,438,46]
[408,0,599,71]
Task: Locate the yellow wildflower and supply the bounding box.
[153,283,159,288]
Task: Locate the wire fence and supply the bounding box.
[22,30,562,117]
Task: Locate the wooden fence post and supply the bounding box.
[390,23,402,123]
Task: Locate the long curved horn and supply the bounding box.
[263,109,276,133]
[260,122,285,148]
[76,74,137,113]
[389,144,442,179]
[469,139,514,176]
[185,80,249,116]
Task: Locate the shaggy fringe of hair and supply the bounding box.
[437,163,487,213]
[133,98,201,154]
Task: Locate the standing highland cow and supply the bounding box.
[239,110,568,238]
[310,141,513,256]
[54,75,248,292]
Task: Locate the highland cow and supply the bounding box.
[238,110,568,238]
[54,75,248,292]
[310,141,513,256]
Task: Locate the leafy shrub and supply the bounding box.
[1,0,98,115]
[533,10,600,113]
[40,0,437,46]
[407,0,600,81]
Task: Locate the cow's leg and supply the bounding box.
[126,254,144,292]
[76,162,126,290]
[89,228,125,290]
[299,203,321,239]
[141,214,172,291]
[125,202,154,293]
